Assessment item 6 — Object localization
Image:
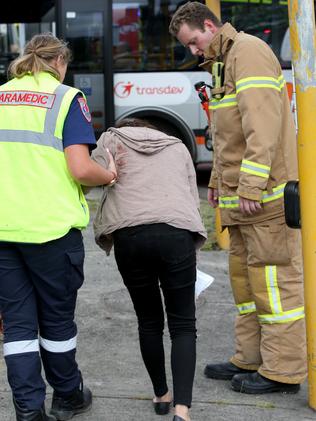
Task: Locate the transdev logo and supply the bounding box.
[113,73,191,106]
[114,81,134,98]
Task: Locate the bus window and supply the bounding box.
[65,12,104,73]
[112,0,199,72]
[0,24,21,84]
[221,0,291,69]
[61,9,106,132]
[0,2,56,85]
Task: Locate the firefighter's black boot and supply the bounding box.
[204,361,256,380]
[50,378,92,420]
[231,372,300,394]
[14,399,56,421]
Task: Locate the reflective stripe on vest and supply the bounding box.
[0,84,70,152]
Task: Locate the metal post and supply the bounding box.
[287,0,316,410]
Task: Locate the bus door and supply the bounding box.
[57,0,114,134]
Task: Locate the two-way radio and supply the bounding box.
[211,35,225,100]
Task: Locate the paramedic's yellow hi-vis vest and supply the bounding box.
[0,72,89,243]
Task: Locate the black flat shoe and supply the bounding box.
[153,401,171,415]
[173,416,186,421]
[204,361,256,380]
[231,372,300,394]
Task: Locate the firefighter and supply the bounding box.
[169,2,306,394]
[0,34,117,420]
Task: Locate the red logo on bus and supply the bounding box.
[114,81,134,98]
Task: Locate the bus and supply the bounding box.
[0,0,292,164]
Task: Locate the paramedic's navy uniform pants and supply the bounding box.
[0,229,84,410]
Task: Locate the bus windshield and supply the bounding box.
[112,0,290,72]
[221,0,290,69]
[112,0,200,72]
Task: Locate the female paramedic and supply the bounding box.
[0,33,117,421]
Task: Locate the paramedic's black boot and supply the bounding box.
[231,372,300,394]
[14,399,56,421]
[204,361,256,380]
[50,378,92,420]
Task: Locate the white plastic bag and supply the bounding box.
[195,269,214,300]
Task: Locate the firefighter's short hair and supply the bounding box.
[169,1,222,37]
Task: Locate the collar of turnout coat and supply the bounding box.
[199,22,238,68]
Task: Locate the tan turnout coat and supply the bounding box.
[201,23,298,226]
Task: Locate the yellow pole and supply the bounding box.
[205,0,230,251]
[205,0,221,18]
[287,0,316,410]
[215,207,230,250]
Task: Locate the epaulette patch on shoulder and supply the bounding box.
[77,97,92,122]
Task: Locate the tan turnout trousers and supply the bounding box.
[228,218,307,384]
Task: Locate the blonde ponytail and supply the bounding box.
[8,33,71,81]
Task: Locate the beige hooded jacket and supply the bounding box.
[201,23,298,225]
[91,126,207,255]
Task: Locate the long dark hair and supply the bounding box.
[115,117,158,131]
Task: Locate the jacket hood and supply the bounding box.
[107,126,181,155]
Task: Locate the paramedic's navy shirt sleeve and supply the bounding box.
[63,94,96,150]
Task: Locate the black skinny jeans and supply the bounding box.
[113,223,197,407]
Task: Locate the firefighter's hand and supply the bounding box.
[239,196,262,215]
[208,188,218,208]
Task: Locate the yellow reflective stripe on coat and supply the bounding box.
[236,75,285,94]
[258,307,305,324]
[240,159,270,178]
[209,94,237,110]
[219,195,239,208]
[261,183,286,203]
[265,266,282,314]
[237,301,256,315]
[219,183,286,208]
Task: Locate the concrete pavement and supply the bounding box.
[0,188,314,421]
